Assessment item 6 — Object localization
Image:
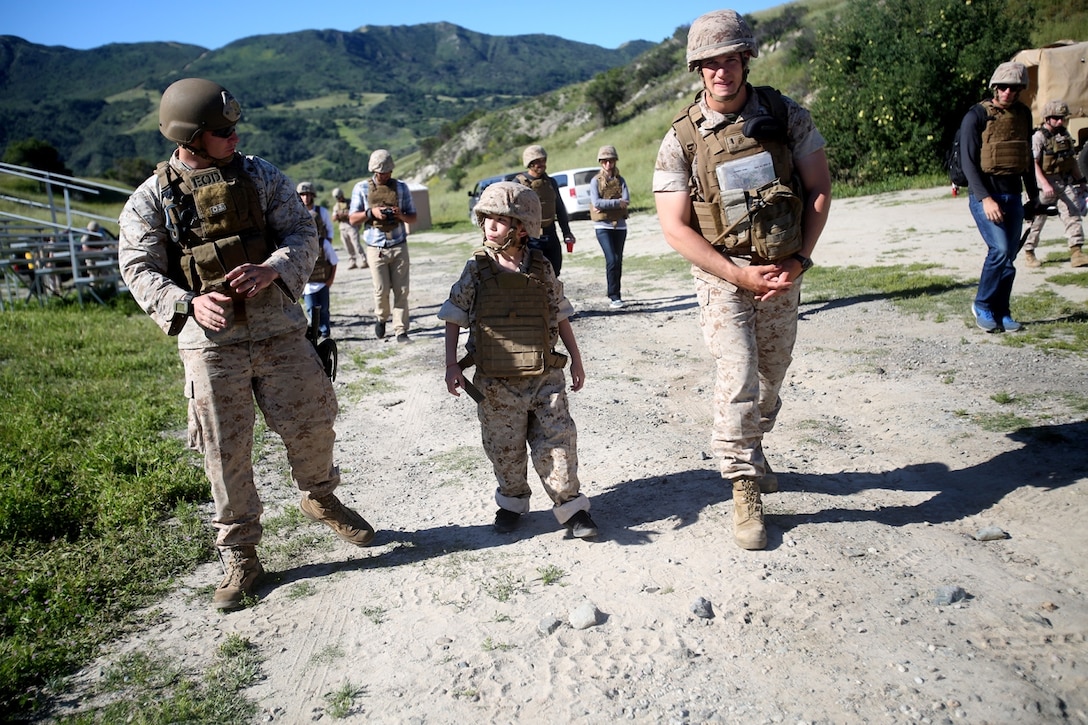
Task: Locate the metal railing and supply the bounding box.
[0,163,132,309]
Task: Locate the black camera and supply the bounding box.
[381,208,396,220]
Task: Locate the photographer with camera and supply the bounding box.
[349,149,417,342]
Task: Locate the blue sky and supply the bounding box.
[5,0,777,51]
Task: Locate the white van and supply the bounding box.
[549,167,599,219]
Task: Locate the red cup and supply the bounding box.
[565,241,574,253]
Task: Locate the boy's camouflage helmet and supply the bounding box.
[523,144,548,166]
[369,149,394,173]
[989,62,1028,88]
[687,9,758,71]
[1043,100,1070,118]
[474,181,542,239]
[296,181,315,195]
[597,145,618,161]
[159,78,242,144]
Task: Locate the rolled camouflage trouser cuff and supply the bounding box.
[495,490,531,514]
[551,493,590,525]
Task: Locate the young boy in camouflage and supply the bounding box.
[439,182,598,538]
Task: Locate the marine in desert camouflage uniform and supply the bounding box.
[439,182,599,539]
[118,78,376,611]
[653,10,831,550]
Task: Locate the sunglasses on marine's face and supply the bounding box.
[994,84,1021,93]
[209,125,236,139]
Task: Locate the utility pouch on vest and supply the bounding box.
[477,317,549,377]
[748,181,803,261]
[191,170,247,238]
[185,233,267,296]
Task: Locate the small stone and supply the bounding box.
[691,597,714,619]
[1041,601,1058,612]
[570,601,599,630]
[974,526,1008,541]
[934,586,967,606]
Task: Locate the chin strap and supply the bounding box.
[482,228,522,253]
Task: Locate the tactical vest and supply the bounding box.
[1038,126,1078,176]
[516,173,557,229]
[979,100,1032,176]
[366,179,401,234]
[671,86,803,261]
[471,249,567,377]
[155,155,274,296]
[590,173,627,223]
[307,207,333,283]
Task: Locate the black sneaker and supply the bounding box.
[566,510,599,539]
[374,320,386,339]
[493,508,521,533]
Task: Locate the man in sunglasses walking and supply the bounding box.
[118,78,377,612]
[960,62,1040,333]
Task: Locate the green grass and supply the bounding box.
[803,265,1088,355]
[0,300,212,717]
[58,634,261,723]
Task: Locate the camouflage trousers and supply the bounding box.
[180,332,340,547]
[695,273,801,481]
[1023,177,1085,251]
[365,243,410,334]
[475,367,590,524]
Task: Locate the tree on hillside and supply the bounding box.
[585,68,627,127]
[810,0,1031,185]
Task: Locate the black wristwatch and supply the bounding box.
[791,253,814,275]
[174,295,194,317]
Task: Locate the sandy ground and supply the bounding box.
[57,186,1088,723]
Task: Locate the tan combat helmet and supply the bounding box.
[597,145,618,161]
[475,181,542,240]
[522,144,547,167]
[1043,100,1070,118]
[989,62,1028,88]
[332,187,345,200]
[687,9,759,71]
[368,149,394,174]
[159,78,242,144]
[296,181,315,195]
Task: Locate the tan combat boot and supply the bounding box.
[1071,246,1088,268]
[213,546,264,611]
[301,493,376,546]
[732,478,767,550]
[1023,249,1041,268]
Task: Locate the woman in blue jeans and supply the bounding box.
[959,62,1039,332]
[588,145,630,309]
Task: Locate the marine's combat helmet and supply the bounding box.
[475,181,542,240]
[332,187,345,200]
[989,62,1028,88]
[597,145,618,161]
[1043,100,1070,118]
[686,9,759,71]
[522,145,548,167]
[296,181,315,195]
[368,149,394,174]
[159,78,242,144]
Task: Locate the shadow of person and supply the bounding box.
[773,420,1088,532]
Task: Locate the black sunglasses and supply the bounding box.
[994,84,1022,92]
[1047,115,1064,121]
[209,125,236,139]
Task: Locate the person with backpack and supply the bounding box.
[117,78,377,611]
[959,62,1040,332]
[1022,100,1088,269]
[652,9,831,550]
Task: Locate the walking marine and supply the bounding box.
[118,78,376,611]
[653,9,832,550]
